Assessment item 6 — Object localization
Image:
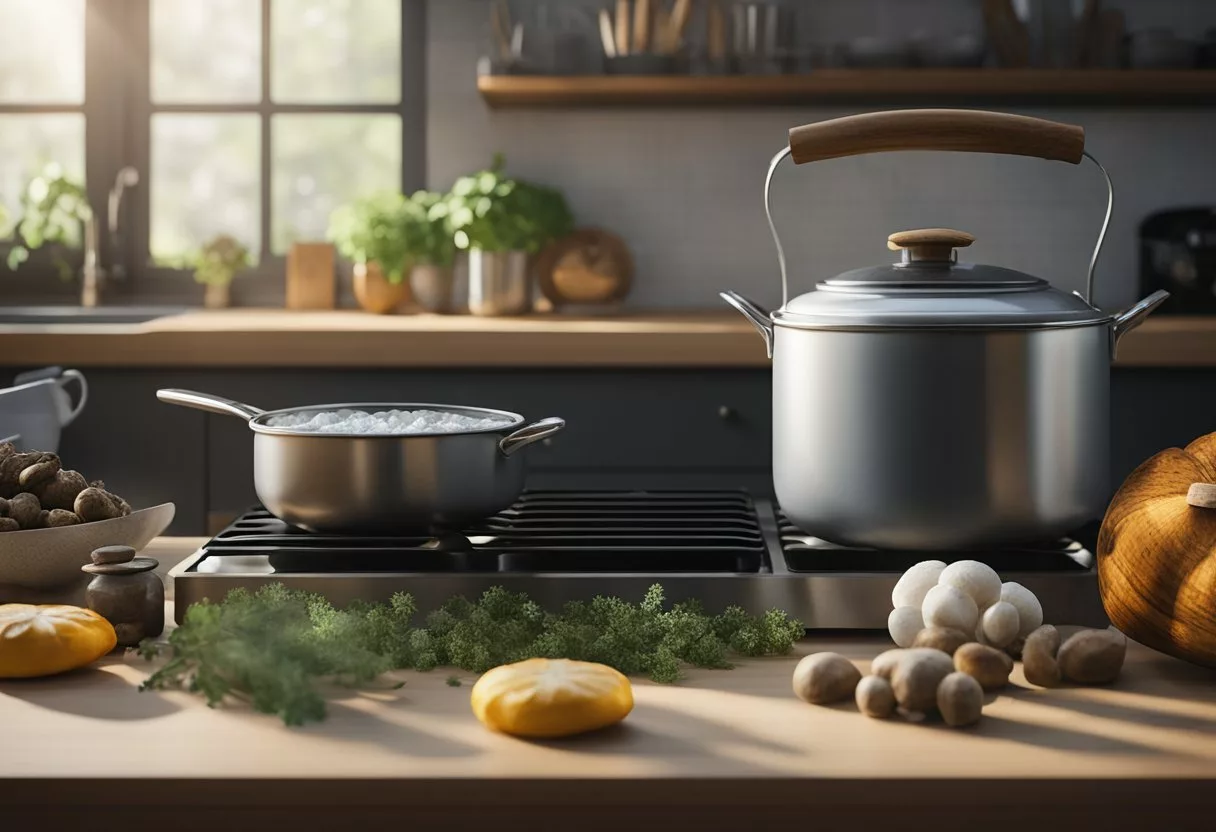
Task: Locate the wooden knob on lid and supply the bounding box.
[888,228,975,262]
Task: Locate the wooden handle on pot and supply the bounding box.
[788,110,1086,165]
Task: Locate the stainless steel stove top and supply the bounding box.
[170,491,1107,629]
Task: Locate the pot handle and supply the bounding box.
[156,388,266,422]
[1110,290,1171,355]
[787,110,1086,165]
[499,417,565,457]
[769,110,1111,308]
[720,291,774,358]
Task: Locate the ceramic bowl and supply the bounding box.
[0,503,175,593]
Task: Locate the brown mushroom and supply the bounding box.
[74,487,131,523]
[912,626,972,656]
[7,492,42,529]
[0,517,20,532]
[937,672,984,727]
[31,469,89,511]
[1022,625,1062,687]
[0,449,58,498]
[953,642,1013,690]
[792,652,862,705]
[17,455,62,490]
[44,508,82,528]
[1058,628,1127,685]
[855,675,897,719]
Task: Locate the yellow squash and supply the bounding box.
[470,658,634,738]
[0,604,118,678]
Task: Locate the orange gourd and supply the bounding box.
[1097,432,1216,667]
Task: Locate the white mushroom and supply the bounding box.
[891,560,947,609]
[1000,581,1044,637]
[921,583,979,634]
[979,601,1020,649]
[887,606,924,648]
[938,560,1002,609]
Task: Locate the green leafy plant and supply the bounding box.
[139,583,804,726]
[6,163,91,280]
[193,234,252,286]
[445,153,574,253]
[327,190,454,284]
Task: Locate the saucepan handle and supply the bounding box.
[499,417,565,457]
[787,110,1086,165]
[156,388,266,422]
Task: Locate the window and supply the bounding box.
[1,0,420,290]
[0,0,86,237]
[147,0,407,268]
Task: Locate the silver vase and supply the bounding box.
[467,249,531,316]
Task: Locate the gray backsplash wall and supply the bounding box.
[427,0,1216,310]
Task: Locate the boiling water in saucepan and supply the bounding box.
[265,408,513,435]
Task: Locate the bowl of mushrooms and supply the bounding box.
[0,443,174,592]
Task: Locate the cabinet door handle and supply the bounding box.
[718,405,735,420]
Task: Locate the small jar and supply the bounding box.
[82,545,165,647]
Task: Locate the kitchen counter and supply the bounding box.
[3,538,1216,829]
[2,309,1215,368]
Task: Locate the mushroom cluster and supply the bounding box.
[0,443,131,532]
[888,560,1041,651]
[789,560,1130,728]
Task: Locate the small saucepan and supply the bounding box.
[157,389,565,533]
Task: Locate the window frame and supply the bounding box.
[3,0,425,303]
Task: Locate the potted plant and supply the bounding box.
[5,163,92,282]
[327,191,415,314]
[445,154,574,316]
[194,234,252,309]
[404,190,459,313]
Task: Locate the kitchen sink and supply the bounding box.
[0,306,188,325]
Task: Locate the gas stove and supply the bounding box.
[170,490,1107,628]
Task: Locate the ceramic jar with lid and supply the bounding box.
[82,545,164,647]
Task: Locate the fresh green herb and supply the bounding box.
[445,153,574,254]
[141,583,802,726]
[193,234,252,286]
[6,163,91,279]
[327,189,454,282]
[445,675,463,687]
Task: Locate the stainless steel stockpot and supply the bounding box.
[723,109,1169,551]
[157,389,564,533]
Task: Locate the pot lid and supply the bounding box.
[774,228,1109,329]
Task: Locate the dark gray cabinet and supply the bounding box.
[5,366,1215,535]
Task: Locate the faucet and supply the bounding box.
[81,166,139,308]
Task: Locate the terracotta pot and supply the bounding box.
[203,282,231,310]
[353,262,409,314]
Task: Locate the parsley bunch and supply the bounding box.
[141,584,803,726]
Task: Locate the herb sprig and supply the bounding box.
[140,584,803,726]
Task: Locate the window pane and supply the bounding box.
[0,114,85,237]
[152,0,261,103]
[151,115,260,263]
[0,0,84,103]
[271,114,401,253]
[272,0,400,103]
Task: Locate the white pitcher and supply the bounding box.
[0,368,88,453]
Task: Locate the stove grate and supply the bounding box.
[776,514,1095,573]
[200,491,768,574]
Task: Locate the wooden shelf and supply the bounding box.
[479,69,1216,107]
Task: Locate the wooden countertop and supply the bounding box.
[3,538,1216,829]
[1,308,1215,368]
